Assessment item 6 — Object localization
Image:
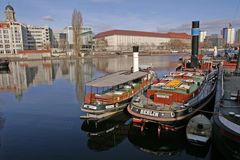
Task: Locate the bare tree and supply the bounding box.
[59,39,67,52]
[72,9,83,56]
[168,39,188,50]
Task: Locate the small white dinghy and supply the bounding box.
[186,114,212,145]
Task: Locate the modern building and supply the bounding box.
[199,31,207,43]
[94,30,191,52]
[52,30,68,51]
[204,34,223,48]
[22,25,53,50]
[64,26,93,51]
[236,29,240,45]
[222,24,235,45]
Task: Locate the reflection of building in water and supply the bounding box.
[0,61,53,99]
[0,60,97,101]
[93,56,178,73]
[20,61,53,85]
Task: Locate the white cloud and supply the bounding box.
[157,19,240,34]
[41,16,54,22]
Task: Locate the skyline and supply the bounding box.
[1,0,240,34]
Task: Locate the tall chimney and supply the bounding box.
[133,46,139,72]
[191,21,200,68]
[236,46,240,74]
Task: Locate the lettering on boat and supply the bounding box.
[88,105,97,110]
[156,95,169,98]
[140,109,159,117]
[105,105,114,109]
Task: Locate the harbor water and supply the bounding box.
[0,55,237,160]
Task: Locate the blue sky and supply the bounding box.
[0,0,240,34]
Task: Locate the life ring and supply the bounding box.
[171,112,175,118]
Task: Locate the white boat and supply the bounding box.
[186,114,212,145]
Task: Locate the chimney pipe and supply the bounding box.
[191,21,200,68]
[133,46,139,72]
[236,46,240,74]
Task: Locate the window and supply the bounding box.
[3,30,8,34]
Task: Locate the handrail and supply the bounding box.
[221,69,224,97]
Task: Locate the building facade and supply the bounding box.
[0,22,24,54]
[199,31,207,43]
[94,30,191,52]
[64,26,93,51]
[222,24,235,45]
[23,25,52,50]
[236,29,240,45]
[204,34,223,48]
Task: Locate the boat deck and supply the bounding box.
[220,73,240,127]
[132,76,214,112]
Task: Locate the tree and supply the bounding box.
[72,9,83,56]
[168,39,188,50]
[59,38,67,52]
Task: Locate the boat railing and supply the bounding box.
[221,69,224,97]
[85,80,149,104]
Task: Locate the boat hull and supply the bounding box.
[81,92,141,122]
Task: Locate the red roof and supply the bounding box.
[17,50,50,54]
[0,22,10,29]
[95,30,191,39]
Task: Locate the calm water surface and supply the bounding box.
[0,55,234,160]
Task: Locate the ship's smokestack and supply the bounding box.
[236,46,240,74]
[133,46,139,72]
[191,21,200,68]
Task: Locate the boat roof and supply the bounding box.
[86,70,148,87]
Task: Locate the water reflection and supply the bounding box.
[128,124,211,159]
[0,55,180,102]
[81,111,131,151]
[0,59,97,102]
[93,55,181,73]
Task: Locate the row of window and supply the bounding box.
[0,44,22,48]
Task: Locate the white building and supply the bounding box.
[95,30,191,51]
[0,4,53,55]
[0,21,24,54]
[223,24,235,45]
[23,25,52,50]
[64,26,93,50]
[0,5,24,54]
[199,31,207,43]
